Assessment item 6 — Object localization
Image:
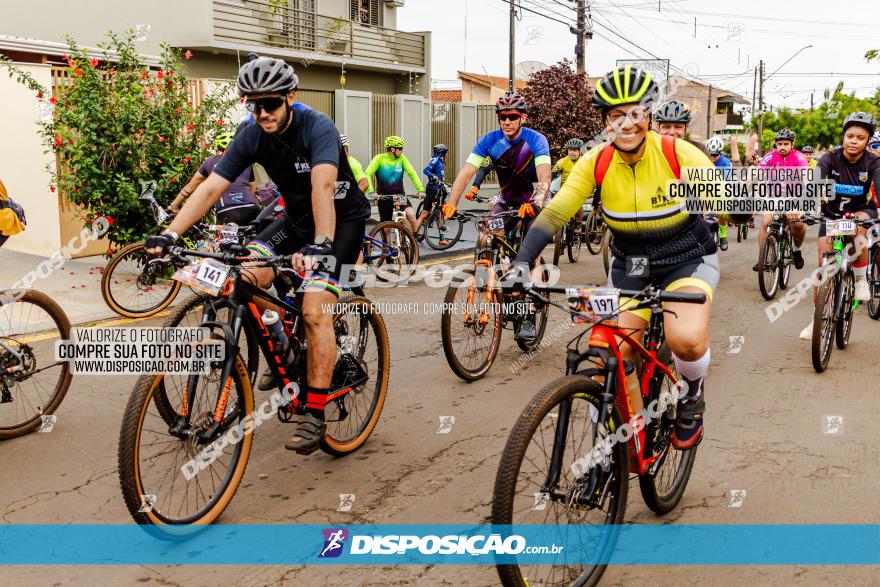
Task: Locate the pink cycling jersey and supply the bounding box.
[758,149,809,168]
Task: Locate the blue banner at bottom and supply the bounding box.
[0,524,878,565]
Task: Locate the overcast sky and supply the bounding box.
[398,0,880,110]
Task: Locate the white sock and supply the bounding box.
[673,348,710,399]
[854,266,867,280]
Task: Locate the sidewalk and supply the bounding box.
[0,249,125,325]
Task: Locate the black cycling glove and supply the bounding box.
[144,233,177,255]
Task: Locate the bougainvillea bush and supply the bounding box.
[4,30,238,246]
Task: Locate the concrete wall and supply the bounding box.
[0,0,213,56]
[334,90,372,166]
[0,63,62,256]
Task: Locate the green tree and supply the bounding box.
[759,82,880,151]
[2,30,238,247]
[520,59,602,159]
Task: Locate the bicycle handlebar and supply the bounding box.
[526,284,707,307]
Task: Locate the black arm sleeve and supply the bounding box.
[472,160,495,189]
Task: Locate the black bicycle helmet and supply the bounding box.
[496,92,528,113]
[565,138,585,150]
[842,111,878,136]
[655,100,692,123]
[775,129,795,142]
[802,145,814,153]
[592,65,659,113]
[433,143,449,155]
[236,55,299,97]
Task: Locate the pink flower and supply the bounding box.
[36,91,43,99]
[141,70,149,79]
[184,50,193,59]
[157,71,164,79]
[54,136,62,147]
[49,97,57,105]
[215,120,224,126]
[50,185,56,193]
[74,68,83,76]
[184,156,191,163]
[186,122,195,131]
[105,216,114,225]
[170,178,178,183]
[89,58,99,67]
[158,136,165,142]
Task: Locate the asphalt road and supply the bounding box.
[2,228,879,586]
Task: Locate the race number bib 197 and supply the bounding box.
[566,287,620,324]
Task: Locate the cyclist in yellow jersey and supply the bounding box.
[511,65,721,450]
[551,138,585,223]
[802,145,818,168]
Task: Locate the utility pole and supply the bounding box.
[810,92,814,111]
[750,66,757,126]
[575,0,586,74]
[706,85,713,139]
[757,59,764,156]
[508,0,515,93]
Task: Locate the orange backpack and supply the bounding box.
[593,134,681,185]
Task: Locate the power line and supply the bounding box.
[614,5,879,28]
[519,0,577,25]
[495,0,574,27]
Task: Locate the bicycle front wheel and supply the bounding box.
[638,343,698,513]
[424,209,462,250]
[778,236,793,290]
[835,272,855,350]
[440,266,502,381]
[868,245,880,320]
[492,375,628,587]
[320,295,390,456]
[812,277,837,372]
[0,290,72,439]
[567,221,583,263]
[758,233,780,300]
[366,222,419,283]
[118,354,254,526]
[516,261,550,353]
[102,241,182,318]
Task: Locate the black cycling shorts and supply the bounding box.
[217,204,261,226]
[819,206,878,237]
[378,196,411,222]
[247,212,365,296]
[422,182,445,215]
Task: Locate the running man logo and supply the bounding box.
[627,256,649,277]
[437,416,455,434]
[728,489,746,508]
[334,181,350,199]
[138,494,157,513]
[823,415,844,435]
[727,336,745,354]
[338,494,356,512]
[319,528,349,558]
[37,414,57,433]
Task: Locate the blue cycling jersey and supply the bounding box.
[466,128,551,205]
[714,153,734,180]
[423,155,445,183]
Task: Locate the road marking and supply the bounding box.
[423,253,472,267]
[15,310,173,344]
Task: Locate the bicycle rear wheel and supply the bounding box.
[366,221,419,283]
[424,209,462,250]
[638,343,698,513]
[586,213,603,255]
[601,231,613,275]
[835,273,855,350]
[320,295,390,456]
[441,265,502,381]
[0,290,72,439]
[552,229,564,267]
[778,236,792,290]
[867,245,880,320]
[117,354,253,526]
[758,234,780,300]
[101,241,182,318]
[516,261,550,353]
[567,221,583,263]
[492,375,628,587]
[812,277,836,372]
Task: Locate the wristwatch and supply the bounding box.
[313,234,334,247]
[161,229,180,242]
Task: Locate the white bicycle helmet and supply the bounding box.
[706,136,725,155]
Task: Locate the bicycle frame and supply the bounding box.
[361,232,402,264]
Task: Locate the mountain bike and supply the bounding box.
[736,222,749,243]
[418,182,463,250]
[118,246,389,527]
[440,209,549,381]
[0,289,72,439]
[492,283,705,586]
[367,195,419,278]
[552,214,584,266]
[757,214,795,300]
[804,214,876,372]
[101,185,217,319]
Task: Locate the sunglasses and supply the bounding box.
[244,96,286,114]
[497,113,522,122]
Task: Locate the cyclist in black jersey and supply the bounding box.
[799,112,880,338]
[145,54,370,454]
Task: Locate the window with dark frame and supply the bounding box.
[349,0,382,27]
